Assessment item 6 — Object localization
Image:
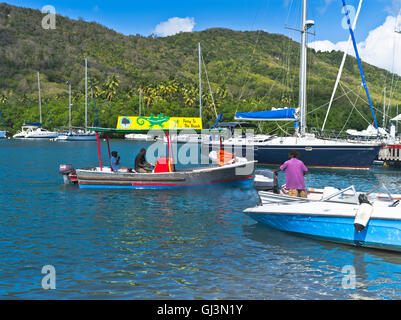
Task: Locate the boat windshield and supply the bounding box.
[366,183,394,203]
[321,186,359,204]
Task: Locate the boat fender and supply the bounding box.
[354,194,373,233]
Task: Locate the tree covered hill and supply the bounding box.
[0,2,399,134]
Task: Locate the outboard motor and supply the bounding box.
[354,194,373,233]
[59,164,77,184]
[254,169,279,193]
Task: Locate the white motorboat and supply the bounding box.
[125,133,157,142]
[13,123,58,139]
[159,133,205,144]
[14,73,58,140]
[245,177,401,252]
[25,127,58,139]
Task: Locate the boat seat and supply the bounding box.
[322,187,340,199]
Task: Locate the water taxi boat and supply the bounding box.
[60,116,256,189]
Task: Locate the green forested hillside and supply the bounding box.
[0,2,399,134]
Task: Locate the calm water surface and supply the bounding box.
[1,139,401,299]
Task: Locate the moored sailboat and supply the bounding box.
[210,0,382,169]
[55,58,97,141]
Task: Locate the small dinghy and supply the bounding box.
[245,170,401,252]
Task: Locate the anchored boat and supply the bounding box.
[60,115,256,189]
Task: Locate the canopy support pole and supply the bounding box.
[105,133,111,166]
[166,131,175,172]
[96,131,102,171]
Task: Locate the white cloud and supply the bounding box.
[384,0,401,15]
[309,15,401,75]
[154,17,195,37]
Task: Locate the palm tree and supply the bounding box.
[103,74,120,101]
[90,78,102,99]
[0,94,7,105]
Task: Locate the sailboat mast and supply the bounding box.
[139,88,142,117]
[199,42,202,120]
[68,81,72,133]
[85,57,88,130]
[299,0,308,136]
[383,87,387,128]
[37,72,42,124]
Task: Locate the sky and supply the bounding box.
[5,0,401,73]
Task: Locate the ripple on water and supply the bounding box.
[1,140,401,299]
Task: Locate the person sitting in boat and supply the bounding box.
[111,151,132,173]
[274,150,308,198]
[135,148,153,173]
[111,151,122,172]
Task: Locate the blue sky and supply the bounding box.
[4,0,400,42]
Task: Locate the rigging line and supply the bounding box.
[342,0,379,129]
[201,54,218,119]
[87,63,100,127]
[322,0,363,131]
[336,94,360,138]
[339,82,371,125]
[306,86,358,115]
[275,121,291,136]
[237,0,271,101]
[340,81,386,117]
[387,18,401,111]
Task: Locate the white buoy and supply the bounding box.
[354,203,373,233]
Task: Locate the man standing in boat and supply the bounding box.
[274,150,308,198]
[135,148,153,173]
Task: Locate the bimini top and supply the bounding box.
[23,122,42,127]
[235,108,297,121]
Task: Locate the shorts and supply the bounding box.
[288,189,307,198]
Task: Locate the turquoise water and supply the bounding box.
[1,139,401,299]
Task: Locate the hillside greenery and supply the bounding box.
[0,3,400,135]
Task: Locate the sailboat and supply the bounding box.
[211,0,382,169]
[159,43,205,144]
[13,73,58,139]
[55,58,97,141]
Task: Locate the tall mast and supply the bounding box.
[37,72,42,124]
[383,87,387,128]
[67,81,72,133]
[85,57,88,130]
[299,0,308,136]
[139,88,142,116]
[198,42,202,120]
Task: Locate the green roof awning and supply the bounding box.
[87,127,227,134]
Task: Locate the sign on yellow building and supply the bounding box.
[117,114,203,130]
